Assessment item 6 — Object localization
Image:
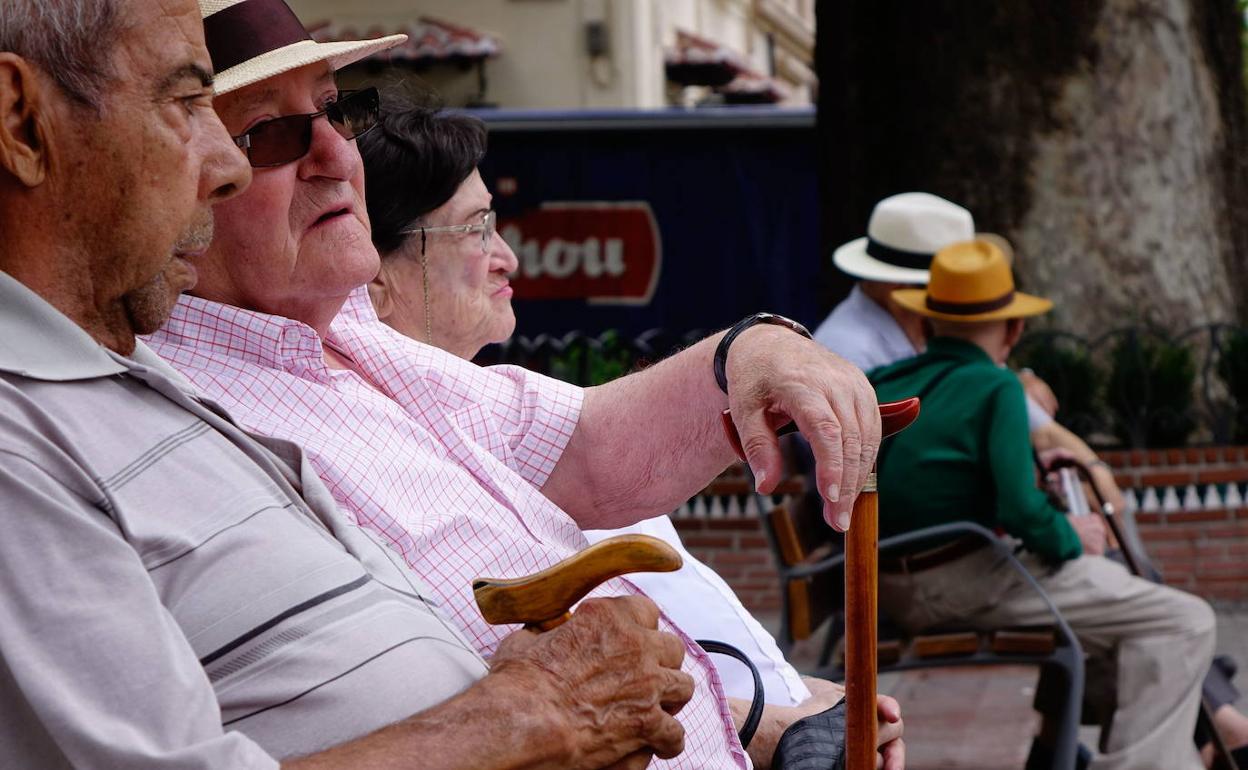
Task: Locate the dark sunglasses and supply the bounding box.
[231,87,381,169]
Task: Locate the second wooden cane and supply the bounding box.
[844,470,879,770]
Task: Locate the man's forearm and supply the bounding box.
[283,672,571,770]
[542,320,875,532]
[542,331,738,529]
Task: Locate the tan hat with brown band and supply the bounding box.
[891,239,1053,322]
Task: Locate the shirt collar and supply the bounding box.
[0,270,130,381]
[151,293,326,370]
[851,284,915,341]
[847,284,889,319]
[338,285,382,326]
[927,336,995,364]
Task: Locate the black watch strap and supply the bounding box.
[713,313,812,394]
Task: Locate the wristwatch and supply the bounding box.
[713,312,812,394]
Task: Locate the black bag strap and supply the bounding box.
[697,639,764,749]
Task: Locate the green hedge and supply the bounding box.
[1012,328,1212,448]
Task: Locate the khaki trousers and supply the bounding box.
[878,545,1216,770]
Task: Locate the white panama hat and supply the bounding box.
[200,0,407,96]
[832,192,976,285]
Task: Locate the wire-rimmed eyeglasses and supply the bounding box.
[402,210,497,256]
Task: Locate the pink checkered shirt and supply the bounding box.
[146,289,749,770]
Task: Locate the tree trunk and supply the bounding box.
[816,0,1248,335]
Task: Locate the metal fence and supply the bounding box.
[475,328,710,386]
[1011,324,1246,447]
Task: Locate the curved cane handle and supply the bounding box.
[719,397,922,461]
[878,397,921,438]
[473,534,682,632]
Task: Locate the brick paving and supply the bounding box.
[758,606,1248,769]
[882,667,1040,770]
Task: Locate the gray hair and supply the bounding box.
[0,0,122,108]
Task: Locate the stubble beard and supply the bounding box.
[123,214,214,335]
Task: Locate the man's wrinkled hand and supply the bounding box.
[1037,446,1078,472]
[875,693,905,770]
[724,325,881,531]
[490,596,693,770]
[1068,512,1108,556]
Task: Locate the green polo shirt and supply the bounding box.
[868,337,1082,564]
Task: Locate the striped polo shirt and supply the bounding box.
[0,271,487,769]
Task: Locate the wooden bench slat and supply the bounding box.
[912,632,981,658]
[991,629,1057,656]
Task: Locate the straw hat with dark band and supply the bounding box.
[200,0,406,96]
[891,240,1052,322]
[833,193,1018,285]
[832,192,975,285]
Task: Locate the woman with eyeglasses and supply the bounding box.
[360,98,517,360]
[358,96,858,717]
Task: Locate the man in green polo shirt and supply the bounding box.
[869,240,1215,770]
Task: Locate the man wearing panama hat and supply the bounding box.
[871,240,1216,770]
[140,1,911,769]
[813,192,969,370]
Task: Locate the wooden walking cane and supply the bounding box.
[473,534,683,631]
[719,397,921,768]
[844,398,920,770]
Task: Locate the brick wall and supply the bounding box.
[676,517,781,612]
[674,449,1248,619]
[1103,447,1248,602]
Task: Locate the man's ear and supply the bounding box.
[0,54,50,187]
[368,263,394,320]
[1004,317,1026,347]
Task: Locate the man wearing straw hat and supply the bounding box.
[0,1,713,768]
[871,239,1216,770]
[814,192,967,371]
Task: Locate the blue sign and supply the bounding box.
[475,107,821,339]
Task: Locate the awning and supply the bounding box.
[718,71,791,105]
[308,17,502,68]
[664,30,748,87]
[665,29,791,104]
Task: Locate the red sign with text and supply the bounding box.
[500,202,662,305]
